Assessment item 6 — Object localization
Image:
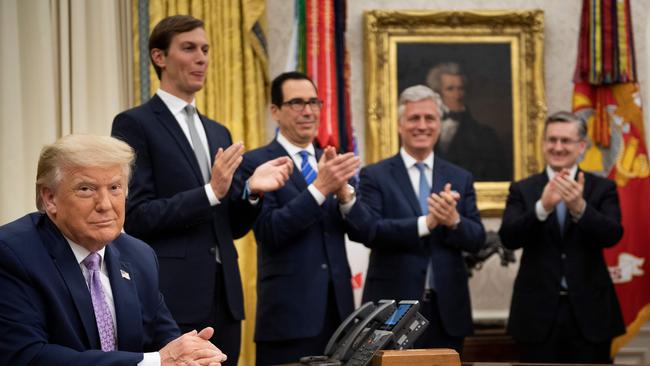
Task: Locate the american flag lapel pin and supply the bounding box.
[120,269,131,280]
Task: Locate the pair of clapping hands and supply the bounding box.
[159,327,225,366]
[541,169,586,215]
[207,142,294,199]
[426,183,462,230]
[207,143,360,203]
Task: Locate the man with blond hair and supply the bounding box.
[0,134,227,365]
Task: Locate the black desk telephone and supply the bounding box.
[299,299,428,366]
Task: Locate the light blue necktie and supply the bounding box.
[556,201,567,233]
[415,162,430,215]
[298,150,317,184]
[415,162,436,290]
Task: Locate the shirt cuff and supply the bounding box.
[204,183,221,206]
[138,352,160,366]
[307,184,326,205]
[535,199,551,221]
[242,180,261,206]
[417,216,431,237]
[339,196,356,216]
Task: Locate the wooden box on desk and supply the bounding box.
[372,348,460,366]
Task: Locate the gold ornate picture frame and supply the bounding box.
[364,10,547,215]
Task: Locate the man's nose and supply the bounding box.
[95,190,112,211]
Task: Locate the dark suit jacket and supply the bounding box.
[112,94,259,324]
[0,213,180,366]
[240,140,372,342]
[499,170,625,343]
[349,154,485,337]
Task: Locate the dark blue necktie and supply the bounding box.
[556,201,569,289]
[415,162,430,214]
[298,150,317,184]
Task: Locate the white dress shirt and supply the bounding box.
[67,239,160,365]
[156,89,219,206]
[535,164,585,222]
[400,147,434,237]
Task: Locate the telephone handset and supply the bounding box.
[323,301,377,357]
[299,299,427,366]
[345,300,428,366]
[329,300,396,362]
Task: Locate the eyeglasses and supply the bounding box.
[544,137,583,146]
[281,98,323,112]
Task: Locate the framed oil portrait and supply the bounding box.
[364,10,547,215]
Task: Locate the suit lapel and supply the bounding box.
[389,155,421,216]
[149,95,205,184]
[431,156,448,196]
[39,216,100,349]
[199,114,224,163]
[105,243,143,352]
[270,140,309,192]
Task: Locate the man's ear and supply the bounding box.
[40,187,57,215]
[150,48,166,69]
[270,104,280,121]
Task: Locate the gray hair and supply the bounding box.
[426,62,467,93]
[35,134,135,212]
[544,111,588,140]
[398,85,443,119]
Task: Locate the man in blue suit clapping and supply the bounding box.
[348,85,486,353]
[240,72,370,365]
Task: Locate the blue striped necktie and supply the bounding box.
[298,150,317,184]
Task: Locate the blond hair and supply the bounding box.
[35,134,135,211]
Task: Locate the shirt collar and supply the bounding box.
[546,164,579,180]
[156,88,196,115]
[66,237,107,269]
[276,132,316,158]
[400,147,434,170]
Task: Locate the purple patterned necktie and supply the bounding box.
[82,252,116,351]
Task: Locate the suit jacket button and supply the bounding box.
[321,263,328,270]
[561,253,567,259]
[209,247,217,255]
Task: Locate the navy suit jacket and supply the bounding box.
[0,213,180,366]
[499,170,625,343]
[112,94,259,324]
[349,154,485,337]
[240,140,372,342]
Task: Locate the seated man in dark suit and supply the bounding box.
[499,111,624,363]
[0,134,226,365]
[348,85,486,353]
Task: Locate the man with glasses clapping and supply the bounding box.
[239,72,370,366]
[499,111,625,363]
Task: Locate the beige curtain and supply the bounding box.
[0,0,131,224]
[135,1,268,364]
